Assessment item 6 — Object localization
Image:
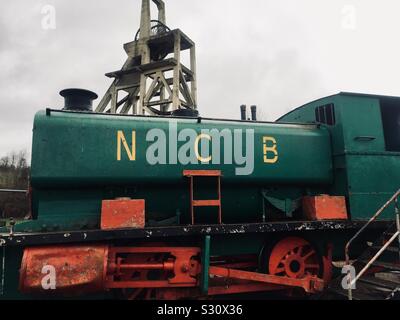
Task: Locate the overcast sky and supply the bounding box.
[1,0,400,160]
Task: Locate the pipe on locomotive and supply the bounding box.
[240,105,247,121]
[251,105,257,121]
[240,105,257,121]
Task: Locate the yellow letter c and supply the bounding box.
[195,134,212,163]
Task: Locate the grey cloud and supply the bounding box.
[1,0,400,158]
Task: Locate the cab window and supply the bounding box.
[315,104,335,126]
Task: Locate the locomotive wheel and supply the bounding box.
[267,237,322,279]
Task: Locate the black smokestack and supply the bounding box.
[240,105,247,121]
[60,88,98,112]
[250,105,257,121]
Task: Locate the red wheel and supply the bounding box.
[268,237,322,279]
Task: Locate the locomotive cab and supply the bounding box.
[278,92,400,221]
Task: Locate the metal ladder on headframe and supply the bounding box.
[183,170,222,225]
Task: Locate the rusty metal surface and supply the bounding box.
[302,195,348,220]
[106,247,200,289]
[192,200,221,207]
[19,245,108,296]
[208,266,324,293]
[13,243,330,299]
[101,199,145,230]
[183,170,222,177]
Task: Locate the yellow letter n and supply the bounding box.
[117,131,136,161]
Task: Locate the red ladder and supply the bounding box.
[183,170,222,225]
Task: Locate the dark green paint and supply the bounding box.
[201,235,210,294]
[279,92,400,220]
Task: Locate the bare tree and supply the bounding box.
[17,150,28,169]
[10,151,17,168]
[0,149,30,219]
[0,156,9,168]
[0,150,29,169]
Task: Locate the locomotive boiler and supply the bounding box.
[25,105,332,232]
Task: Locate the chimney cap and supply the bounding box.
[60,88,98,112]
[60,88,98,100]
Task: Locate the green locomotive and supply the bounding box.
[0,91,399,299]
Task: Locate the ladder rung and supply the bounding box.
[193,200,221,207]
[183,170,221,177]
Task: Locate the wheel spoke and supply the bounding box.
[274,266,285,274]
[127,288,144,300]
[302,250,316,261]
[297,246,303,256]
